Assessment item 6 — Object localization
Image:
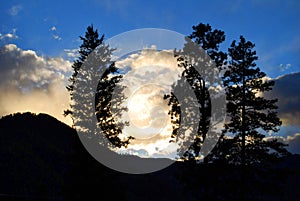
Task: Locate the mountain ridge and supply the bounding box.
[1,112,300,201]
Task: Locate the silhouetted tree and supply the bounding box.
[65,25,132,148]
[65,25,103,120]
[165,23,227,161]
[66,25,104,94]
[189,23,227,68]
[95,63,134,148]
[218,36,289,165]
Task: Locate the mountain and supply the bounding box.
[0,112,184,201]
[1,112,300,201]
[0,112,127,200]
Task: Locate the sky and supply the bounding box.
[0,0,300,157]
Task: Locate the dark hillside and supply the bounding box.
[0,112,299,201]
[0,112,126,200]
[0,112,185,201]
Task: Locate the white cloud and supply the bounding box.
[50,26,62,41]
[50,26,57,31]
[0,44,72,126]
[8,5,22,16]
[116,48,181,91]
[117,148,149,157]
[64,48,79,58]
[0,29,18,41]
[278,63,291,72]
[53,35,62,41]
[113,48,183,157]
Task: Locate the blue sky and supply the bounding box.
[1,0,300,78]
[0,0,300,155]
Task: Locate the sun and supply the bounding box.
[113,48,183,158]
[126,84,170,140]
[128,93,151,128]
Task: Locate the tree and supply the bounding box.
[95,63,134,148]
[66,25,104,94]
[219,36,289,165]
[65,25,133,148]
[189,23,227,68]
[165,23,227,161]
[65,25,103,120]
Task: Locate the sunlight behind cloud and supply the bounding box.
[0,44,72,126]
[113,47,183,158]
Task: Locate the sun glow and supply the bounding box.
[128,93,151,128]
[113,48,183,158]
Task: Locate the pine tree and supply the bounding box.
[189,23,227,68]
[221,36,288,165]
[165,23,227,161]
[65,25,133,148]
[66,25,104,94]
[65,25,103,120]
[95,63,134,148]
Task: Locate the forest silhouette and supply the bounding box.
[0,112,299,201]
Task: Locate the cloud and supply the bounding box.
[0,29,18,41]
[286,133,300,154]
[8,5,22,16]
[64,48,79,59]
[278,63,291,72]
[259,35,300,76]
[53,35,62,41]
[113,48,183,157]
[264,72,300,126]
[250,72,300,154]
[116,48,181,91]
[50,26,57,31]
[0,44,72,126]
[50,26,62,41]
[118,143,178,159]
[116,48,179,130]
[117,148,149,157]
[265,133,300,154]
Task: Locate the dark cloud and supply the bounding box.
[286,133,300,154]
[259,72,300,154]
[264,72,300,126]
[265,132,300,154]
